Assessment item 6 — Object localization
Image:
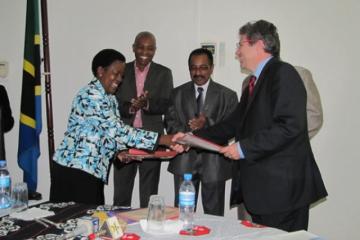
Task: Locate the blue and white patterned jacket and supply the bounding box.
[53,79,159,182]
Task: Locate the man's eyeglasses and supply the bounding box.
[236,40,252,48]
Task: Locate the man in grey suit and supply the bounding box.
[114,32,173,208]
[165,48,238,216]
[295,66,323,139]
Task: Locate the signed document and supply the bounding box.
[176,133,221,152]
[125,148,177,161]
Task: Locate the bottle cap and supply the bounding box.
[0,160,6,168]
[184,173,192,181]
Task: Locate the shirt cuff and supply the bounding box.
[236,141,245,159]
[143,100,150,111]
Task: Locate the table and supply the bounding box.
[0,202,320,240]
[0,202,101,239]
[0,200,42,218]
[127,214,285,240]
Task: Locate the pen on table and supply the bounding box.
[40,217,62,229]
[35,218,49,227]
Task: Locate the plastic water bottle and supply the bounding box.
[0,160,11,209]
[179,173,195,232]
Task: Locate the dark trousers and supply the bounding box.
[174,174,226,216]
[50,162,105,205]
[250,205,309,232]
[113,160,161,208]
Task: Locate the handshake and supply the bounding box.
[117,133,188,164]
[158,132,189,152]
[117,132,241,163]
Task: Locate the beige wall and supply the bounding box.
[1,0,359,239]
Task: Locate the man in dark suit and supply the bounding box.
[176,20,327,231]
[114,32,173,208]
[0,84,14,159]
[0,85,14,133]
[238,66,324,221]
[242,66,323,140]
[165,48,238,216]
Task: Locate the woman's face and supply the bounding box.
[98,60,125,94]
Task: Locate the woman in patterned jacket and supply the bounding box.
[50,49,176,204]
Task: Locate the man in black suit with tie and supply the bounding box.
[114,32,173,208]
[176,20,327,231]
[166,48,238,216]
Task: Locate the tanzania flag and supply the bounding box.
[18,0,42,193]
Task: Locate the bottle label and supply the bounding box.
[0,176,10,188]
[179,191,195,206]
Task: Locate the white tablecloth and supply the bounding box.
[126,213,286,240]
[0,200,42,217]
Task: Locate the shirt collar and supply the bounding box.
[253,56,273,79]
[92,78,116,100]
[135,61,151,72]
[194,79,210,96]
[92,78,106,95]
[194,78,210,90]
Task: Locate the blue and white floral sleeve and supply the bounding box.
[54,80,159,182]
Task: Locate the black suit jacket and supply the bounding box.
[165,80,238,182]
[116,61,173,133]
[196,58,327,214]
[0,85,14,133]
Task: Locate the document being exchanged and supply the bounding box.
[127,149,177,160]
[175,133,221,152]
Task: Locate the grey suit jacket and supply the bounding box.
[116,61,173,133]
[242,66,323,139]
[295,66,323,139]
[165,80,238,182]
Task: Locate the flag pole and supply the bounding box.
[40,0,55,169]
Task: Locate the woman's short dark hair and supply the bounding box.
[239,20,280,58]
[91,49,126,76]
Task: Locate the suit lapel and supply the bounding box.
[127,61,137,96]
[243,58,277,116]
[144,62,156,91]
[184,83,197,118]
[204,80,219,114]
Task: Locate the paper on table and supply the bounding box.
[176,133,221,152]
[9,207,55,221]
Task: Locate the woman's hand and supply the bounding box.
[116,151,135,164]
[159,133,189,153]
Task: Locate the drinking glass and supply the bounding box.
[147,195,165,232]
[11,182,28,212]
